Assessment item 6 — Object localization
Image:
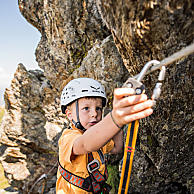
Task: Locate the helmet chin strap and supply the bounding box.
[72,100,86,131]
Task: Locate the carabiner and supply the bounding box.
[123,60,166,99]
[137,60,160,82]
[152,65,166,100]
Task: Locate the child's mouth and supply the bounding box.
[89,121,98,126]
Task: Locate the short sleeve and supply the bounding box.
[58,129,82,166]
[102,139,114,154]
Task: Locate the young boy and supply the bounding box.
[56,78,154,194]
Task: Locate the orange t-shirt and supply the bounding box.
[56,126,114,194]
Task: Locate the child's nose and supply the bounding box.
[91,109,98,117]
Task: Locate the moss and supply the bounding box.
[68,43,88,74]
[107,164,120,194]
[47,150,58,157]
[147,135,152,146]
[0,109,9,189]
[0,162,10,189]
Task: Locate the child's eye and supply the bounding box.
[96,107,102,111]
[83,107,89,111]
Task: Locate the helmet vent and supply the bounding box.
[82,90,88,92]
[92,90,100,93]
[91,86,100,90]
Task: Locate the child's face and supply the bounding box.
[66,97,103,130]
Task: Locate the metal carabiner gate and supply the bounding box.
[123,60,166,99]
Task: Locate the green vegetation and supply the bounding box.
[0,163,10,189]
[147,135,153,146]
[107,164,120,194]
[0,107,10,189]
[0,107,4,123]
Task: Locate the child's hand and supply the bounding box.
[112,88,155,127]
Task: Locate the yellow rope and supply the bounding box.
[118,120,139,194]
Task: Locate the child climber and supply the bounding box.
[56,77,155,194]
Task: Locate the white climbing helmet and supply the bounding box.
[61,78,107,113]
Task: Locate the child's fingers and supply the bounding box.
[117,94,148,107]
[124,108,153,123]
[117,100,155,116]
[112,107,154,127]
[114,88,135,99]
[112,88,155,126]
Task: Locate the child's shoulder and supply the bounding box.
[59,127,82,143]
[61,127,82,136]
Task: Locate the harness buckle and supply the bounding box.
[87,159,100,173]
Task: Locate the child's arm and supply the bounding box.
[73,88,155,155]
[110,130,123,154]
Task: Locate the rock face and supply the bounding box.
[0,0,193,193]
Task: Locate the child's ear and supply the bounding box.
[65,108,72,120]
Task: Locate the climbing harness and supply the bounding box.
[118,42,194,194]
[58,149,111,193]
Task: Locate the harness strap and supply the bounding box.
[58,150,111,193]
[88,151,107,181]
[58,159,92,192]
[87,151,109,193]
